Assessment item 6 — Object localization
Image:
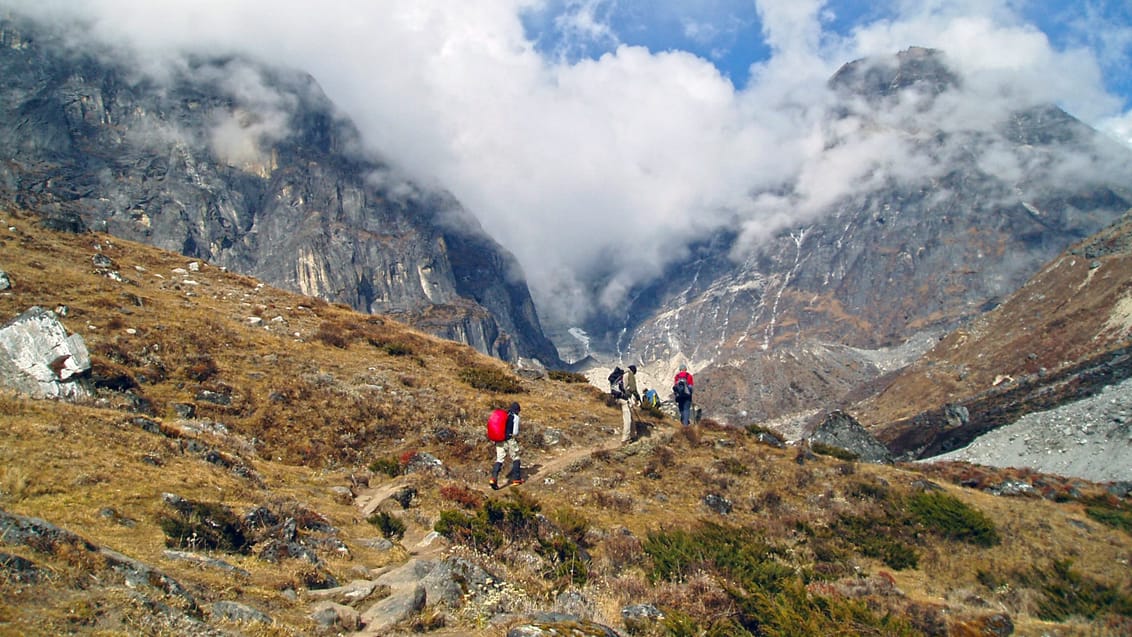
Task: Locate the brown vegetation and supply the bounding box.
[0,207,1129,635]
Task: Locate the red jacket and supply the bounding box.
[674,370,694,386]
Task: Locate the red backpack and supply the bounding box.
[486,408,508,442]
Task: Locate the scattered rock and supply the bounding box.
[0,306,92,399]
[621,603,665,633]
[209,600,271,624]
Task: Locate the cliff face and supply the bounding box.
[0,17,563,367]
[614,48,1132,424]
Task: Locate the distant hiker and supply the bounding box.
[643,387,659,408]
[621,365,641,444]
[489,402,523,489]
[673,364,694,426]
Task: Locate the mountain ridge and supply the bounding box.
[0,15,563,368]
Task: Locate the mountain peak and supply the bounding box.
[828,46,959,100]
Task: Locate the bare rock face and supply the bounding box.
[0,306,91,399]
[0,16,562,367]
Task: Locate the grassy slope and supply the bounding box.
[0,206,1130,636]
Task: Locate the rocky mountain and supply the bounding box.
[0,15,563,367]
[849,208,1132,462]
[607,47,1132,428]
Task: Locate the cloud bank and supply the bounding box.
[3,0,1129,328]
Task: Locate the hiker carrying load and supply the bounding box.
[487,402,523,489]
[673,363,694,426]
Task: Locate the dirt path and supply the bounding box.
[350,431,633,557]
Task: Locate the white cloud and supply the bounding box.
[1,0,1129,328]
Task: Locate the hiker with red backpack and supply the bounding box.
[487,402,523,489]
[673,364,694,426]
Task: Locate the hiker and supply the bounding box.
[643,387,659,408]
[621,365,641,443]
[490,402,523,489]
[673,363,694,426]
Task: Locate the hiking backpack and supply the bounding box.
[608,366,625,399]
[674,378,691,400]
[486,408,508,442]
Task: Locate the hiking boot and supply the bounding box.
[509,478,524,486]
[489,478,499,490]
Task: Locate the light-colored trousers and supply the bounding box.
[494,438,520,463]
[621,399,637,442]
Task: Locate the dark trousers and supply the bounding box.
[678,399,692,425]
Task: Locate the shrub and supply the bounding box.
[315,320,353,349]
[907,491,1000,547]
[369,457,401,478]
[1082,496,1132,535]
[439,483,485,509]
[548,370,588,383]
[158,500,248,554]
[715,457,749,476]
[458,366,526,393]
[1021,559,1132,621]
[810,442,859,461]
[550,507,590,546]
[538,533,589,587]
[435,490,542,552]
[367,511,406,540]
[182,354,218,382]
[369,337,413,357]
[835,514,919,570]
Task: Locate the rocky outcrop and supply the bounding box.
[0,305,91,399]
[809,410,893,463]
[0,16,562,367]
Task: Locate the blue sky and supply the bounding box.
[5,0,1132,326]
[520,0,1132,120]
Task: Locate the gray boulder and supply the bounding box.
[809,410,893,463]
[0,306,91,399]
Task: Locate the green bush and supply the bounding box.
[906,491,1000,547]
[1082,496,1132,534]
[458,366,526,393]
[810,442,859,461]
[158,500,248,554]
[834,515,919,570]
[435,491,542,553]
[548,370,588,383]
[644,521,922,636]
[369,457,401,478]
[435,509,501,551]
[1022,560,1132,621]
[366,511,406,540]
[538,533,589,586]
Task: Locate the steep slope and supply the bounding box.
[0,15,562,367]
[608,47,1132,427]
[1,206,1131,635]
[850,210,1132,460]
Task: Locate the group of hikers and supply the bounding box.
[487,364,695,488]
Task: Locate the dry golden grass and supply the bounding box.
[1,207,1130,635]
